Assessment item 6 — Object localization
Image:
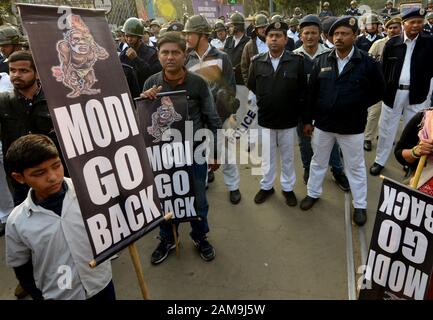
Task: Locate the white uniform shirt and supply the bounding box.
[287,29,300,43]
[5,178,112,300]
[269,51,284,71]
[0,72,13,92]
[399,32,419,86]
[336,46,355,74]
[210,38,226,50]
[256,37,268,54]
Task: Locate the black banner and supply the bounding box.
[136,91,198,222]
[18,4,163,265]
[359,177,433,300]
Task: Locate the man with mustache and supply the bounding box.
[370,8,433,176]
[300,16,385,226]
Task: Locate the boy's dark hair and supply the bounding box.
[5,134,59,175]
[157,31,186,52]
[8,50,36,71]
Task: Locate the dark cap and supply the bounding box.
[329,16,359,36]
[265,21,288,35]
[167,22,184,32]
[322,16,338,35]
[299,14,322,29]
[401,7,426,21]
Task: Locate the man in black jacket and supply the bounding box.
[119,17,162,90]
[370,8,433,176]
[356,14,383,53]
[247,21,307,207]
[299,16,385,226]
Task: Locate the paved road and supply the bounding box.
[0,138,407,300]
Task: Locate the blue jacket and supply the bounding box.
[306,46,385,134]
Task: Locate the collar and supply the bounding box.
[24,177,75,217]
[403,32,419,43]
[192,44,212,60]
[16,82,42,102]
[269,51,285,60]
[336,46,355,61]
[295,43,329,59]
[329,46,359,61]
[163,67,187,86]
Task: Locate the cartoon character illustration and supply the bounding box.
[147,96,182,142]
[51,15,109,98]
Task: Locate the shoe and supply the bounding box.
[150,237,176,265]
[229,190,241,204]
[353,208,367,226]
[303,168,309,185]
[282,191,297,206]
[0,222,5,237]
[14,283,29,299]
[300,196,319,210]
[364,140,372,151]
[207,171,215,183]
[332,171,350,192]
[370,163,384,176]
[254,188,275,204]
[192,237,215,261]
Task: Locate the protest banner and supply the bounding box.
[136,91,199,255]
[359,177,433,300]
[18,4,170,298]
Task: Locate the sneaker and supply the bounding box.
[254,188,275,204]
[332,170,350,192]
[192,237,215,261]
[150,237,176,265]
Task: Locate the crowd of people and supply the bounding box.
[0,0,433,300]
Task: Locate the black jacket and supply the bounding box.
[356,34,383,53]
[307,46,385,134]
[423,23,433,36]
[247,50,307,129]
[224,34,250,85]
[382,33,433,107]
[119,42,162,90]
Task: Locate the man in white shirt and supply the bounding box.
[287,18,300,44]
[210,20,227,50]
[370,8,433,176]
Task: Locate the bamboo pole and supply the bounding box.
[172,223,180,257]
[128,243,150,300]
[411,155,427,189]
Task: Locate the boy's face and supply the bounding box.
[12,157,64,201]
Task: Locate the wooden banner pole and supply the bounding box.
[128,243,150,300]
[172,223,180,257]
[411,155,427,189]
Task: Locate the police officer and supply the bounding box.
[370,8,433,176]
[292,7,303,20]
[364,17,402,152]
[319,2,334,18]
[356,14,383,52]
[273,15,295,51]
[210,20,227,50]
[321,16,338,49]
[346,0,362,16]
[424,12,433,36]
[293,15,349,190]
[149,20,161,43]
[0,25,22,73]
[300,16,385,226]
[240,14,269,85]
[381,0,400,17]
[119,17,161,90]
[183,15,241,204]
[247,20,307,206]
[287,17,300,44]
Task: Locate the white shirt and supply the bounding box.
[0,72,13,93]
[294,43,330,60]
[210,38,226,50]
[399,32,419,86]
[269,51,284,71]
[325,39,334,49]
[336,46,355,74]
[365,33,377,42]
[234,34,243,48]
[5,178,112,300]
[287,29,300,43]
[256,37,268,54]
